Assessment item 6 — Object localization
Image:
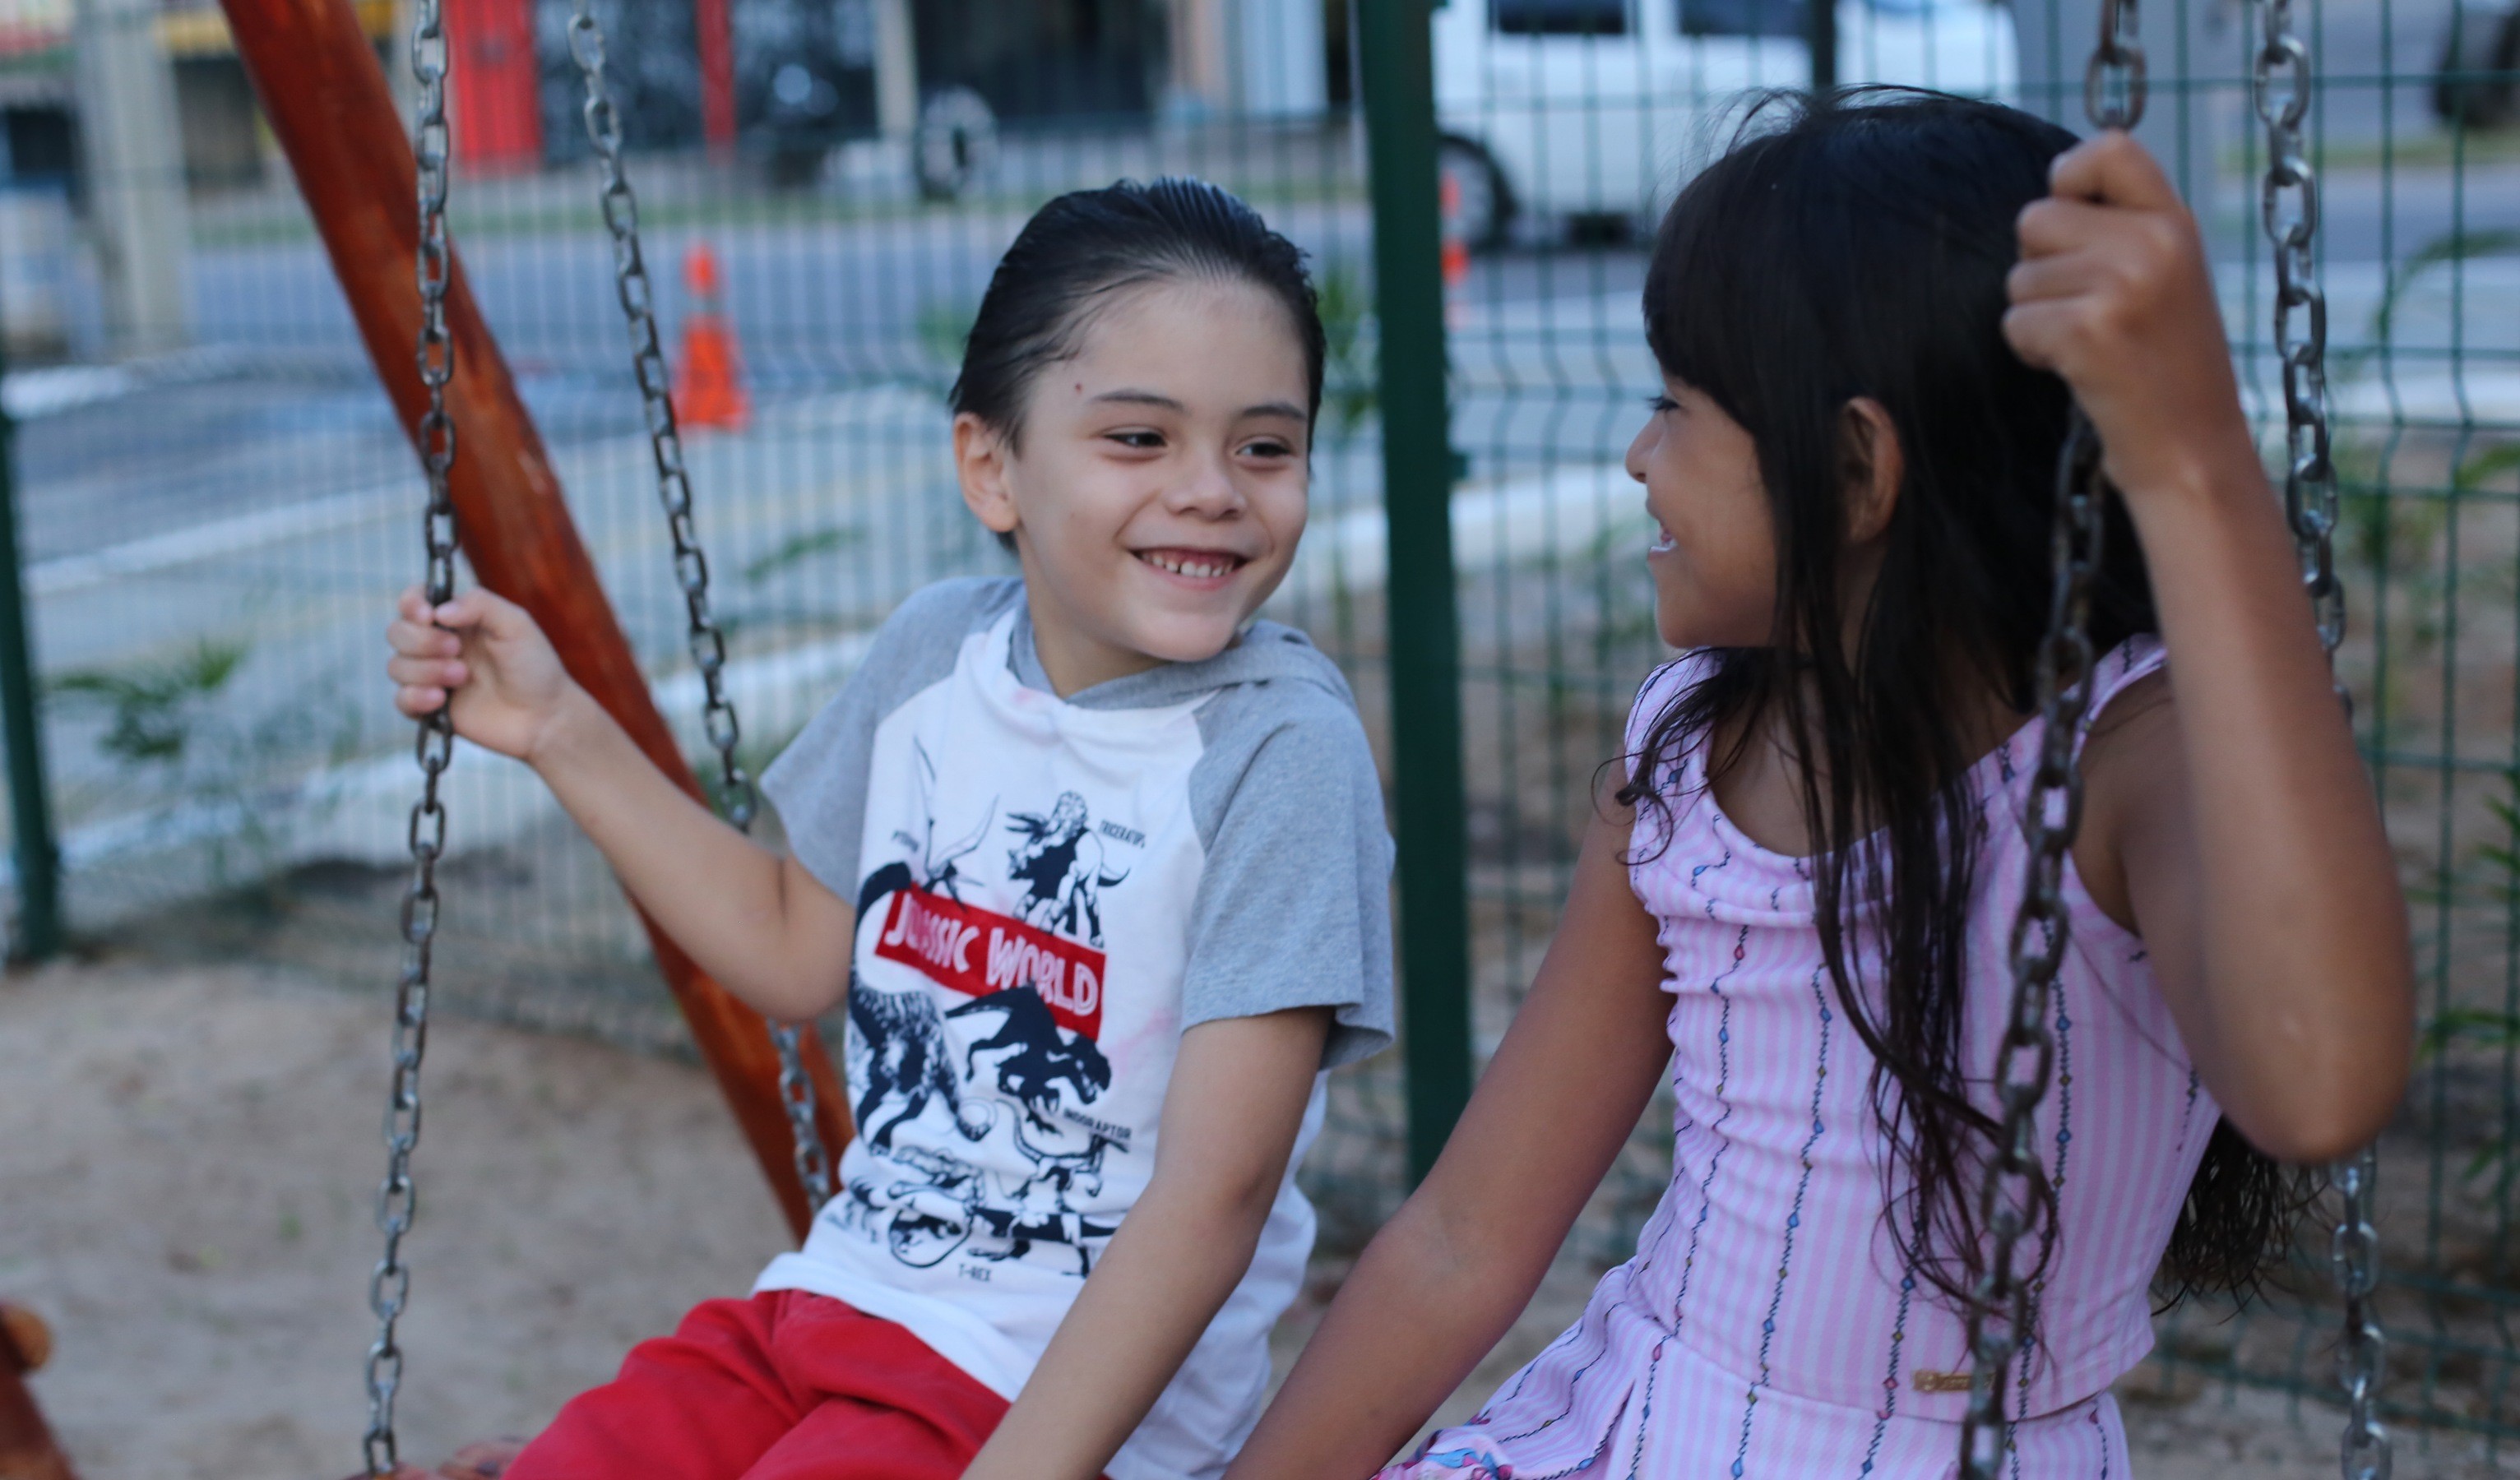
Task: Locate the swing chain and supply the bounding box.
[364,1,459,1473]
[2254,0,2343,659]
[2084,0,2147,131]
[2253,2,2389,1473]
[561,5,751,832]
[1955,5,2147,1468]
[563,1,833,1217]
[1956,415,2109,1480]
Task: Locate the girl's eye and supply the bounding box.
[1646,394,1679,414]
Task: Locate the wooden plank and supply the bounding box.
[0,1303,76,1480]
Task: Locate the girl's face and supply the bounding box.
[957,277,1312,691]
[1628,375,1778,650]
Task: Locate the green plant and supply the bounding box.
[2337,229,2520,383]
[1316,265,1379,437]
[917,298,978,372]
[743,525,866,584]
[2422,783,2520,1195]
[2453,440,2520,497]
[53,640,368,894]
[55,640,249,765]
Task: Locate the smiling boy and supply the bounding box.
[384,181,1393,1480]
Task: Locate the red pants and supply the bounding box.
[506,1292,1013,1480]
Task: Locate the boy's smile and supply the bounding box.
[1135,548,1248,585]
[955,276,1313,696]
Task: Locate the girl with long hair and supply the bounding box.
[1228,93,2411,1476]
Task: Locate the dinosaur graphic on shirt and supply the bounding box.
[947,984,1113,1131]
[864,1127,1122,1276]
[843,777,1136,1279]
[846,969,994,1150]
[1005,793,1128,947]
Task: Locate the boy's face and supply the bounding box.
[955,277,1312,691]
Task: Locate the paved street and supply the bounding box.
[2,0,2513,909]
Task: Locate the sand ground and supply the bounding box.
[2,960,2504,1478]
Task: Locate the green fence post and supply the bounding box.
[1358,0,1472,1186]
[0,329,61,962]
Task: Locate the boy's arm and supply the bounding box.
[533,682,856,1021]
[389,585,856,1021]
[960,1006,1332,1480]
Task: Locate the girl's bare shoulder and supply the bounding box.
[2074,666,2183,932]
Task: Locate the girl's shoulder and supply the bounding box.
[1623,650,1721,782]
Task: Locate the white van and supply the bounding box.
[1433,0,2018,244]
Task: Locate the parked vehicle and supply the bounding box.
[2433,0,2520,127]
[1433,0,2017,245]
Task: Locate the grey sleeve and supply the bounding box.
[1180,689,1397,1069]
[761,577,1020,904]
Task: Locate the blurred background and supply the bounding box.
[0,0,2514,1464]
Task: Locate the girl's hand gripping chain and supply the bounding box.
[2003,132,2263,505]
[387,585,578,764]
[2004,129,2411,1159]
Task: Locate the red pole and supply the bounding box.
[219,0,850,1241]
[696,0,736,152]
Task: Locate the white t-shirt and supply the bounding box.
[753,578,1395,1480]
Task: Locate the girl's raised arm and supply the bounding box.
[1225,807,1673,1479]
[2006,132,2413,1159]
[386,585,857,1022]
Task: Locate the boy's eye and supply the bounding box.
[1239,437,1297,460]
[1105,430,1165,451]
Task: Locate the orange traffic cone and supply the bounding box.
[1438,173,1471,327]
[673,243,751,432]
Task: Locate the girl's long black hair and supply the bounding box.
[1619,91,2302,1311]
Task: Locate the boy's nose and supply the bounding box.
[1165,460,1247,518]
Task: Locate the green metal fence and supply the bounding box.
[4,0,2519,1459]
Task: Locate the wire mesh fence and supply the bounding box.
[2,0,2518,1461]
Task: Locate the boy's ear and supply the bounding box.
[954,412,1021,538]
[1838,398,1904,547]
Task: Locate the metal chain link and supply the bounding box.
[1955,9,2147,1473]
[2252,2,2391,1473]
[2256,0,2344,660]
[1956,415,2110,1480]
[563,2,832,1216]
[2083,0,2147,131]
[363,2,460,1472]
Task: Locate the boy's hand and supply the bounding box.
[2003,131,2258,505]
[387,585,580,763]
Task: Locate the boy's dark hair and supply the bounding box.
[952,173,1325,460]
[1618,90,2305,1319]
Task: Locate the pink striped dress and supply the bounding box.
[1382,640,2212,1479]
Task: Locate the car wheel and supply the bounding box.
[2433,2,2520,127]
[915,86,999,202]
[1438,136,1515,253]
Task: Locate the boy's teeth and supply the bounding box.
[1144,551,1236,578]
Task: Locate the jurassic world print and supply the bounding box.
[839,783,1143,1283]
[874,885,1105,1038]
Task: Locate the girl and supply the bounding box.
[1228,95,2411,1477]
[384,179,1394,1480]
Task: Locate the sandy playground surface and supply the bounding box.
[1,958,2502,1478]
